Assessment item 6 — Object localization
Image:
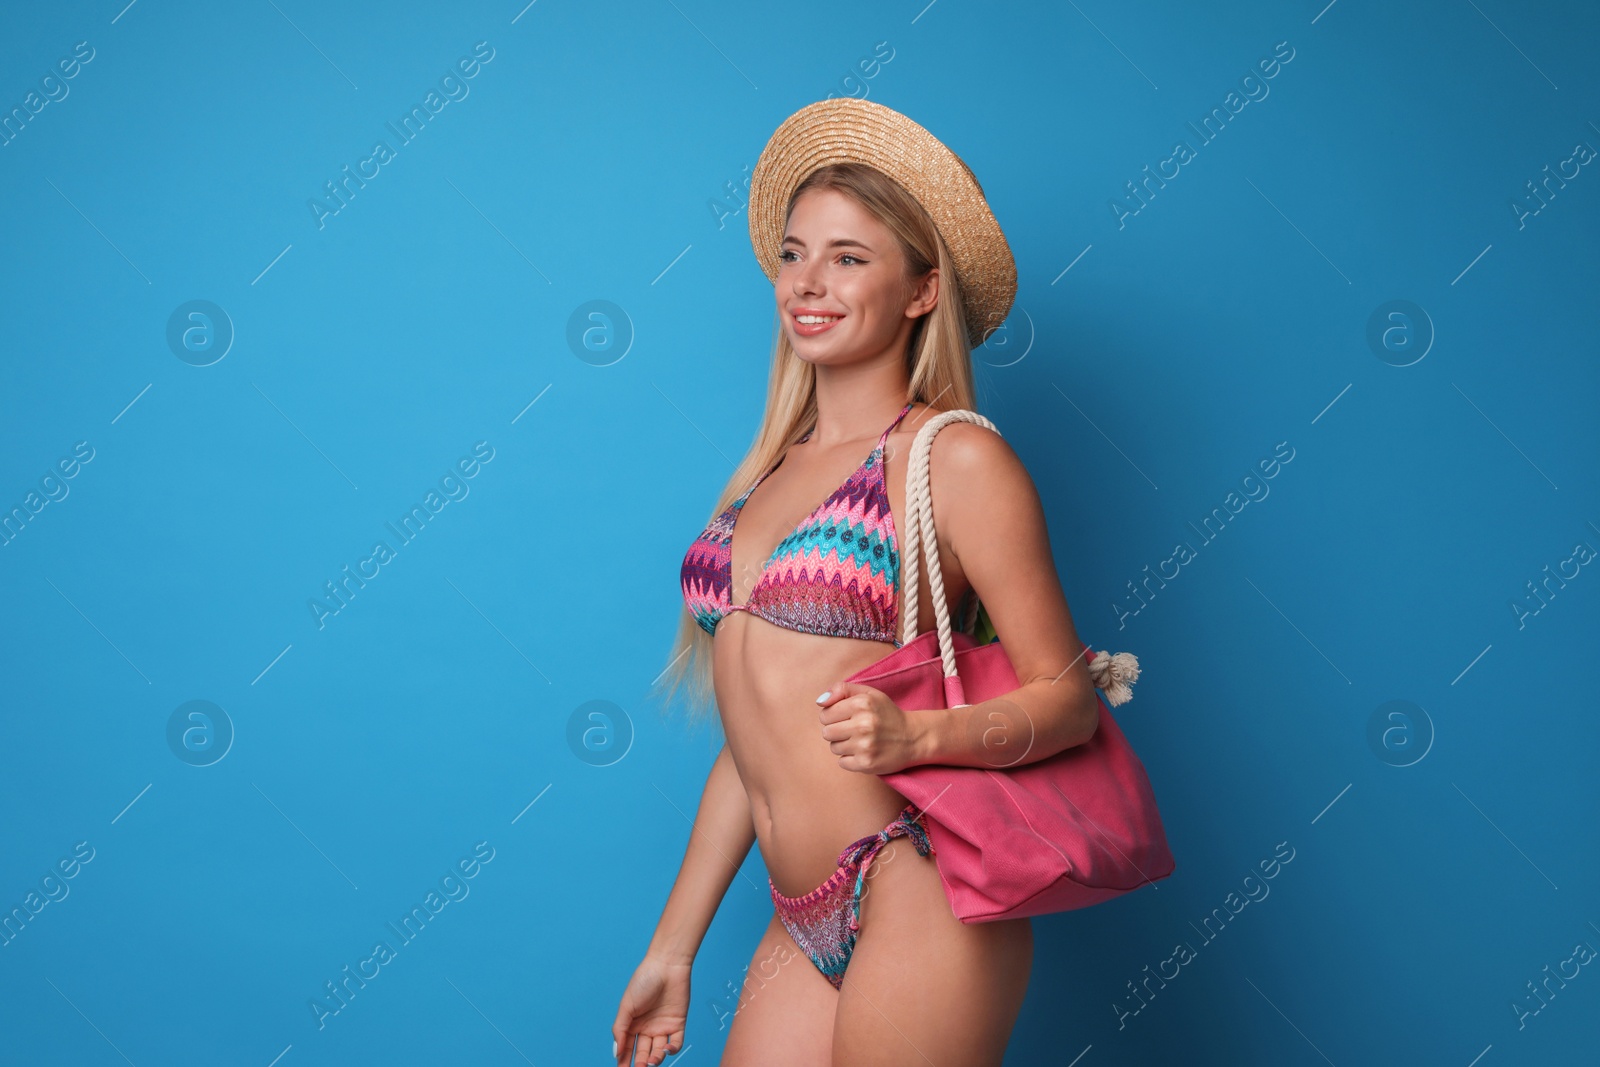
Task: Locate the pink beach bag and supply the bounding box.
[849,408,1176,924]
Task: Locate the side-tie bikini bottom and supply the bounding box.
[767,803,935,990]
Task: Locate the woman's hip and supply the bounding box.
[756,783,918,899]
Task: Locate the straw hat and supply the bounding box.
[747,97,1017,349]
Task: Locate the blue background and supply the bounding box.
[2,1,1597,1064]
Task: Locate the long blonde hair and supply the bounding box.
[654,162,986,730]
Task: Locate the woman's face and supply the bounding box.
[776,187,936,364]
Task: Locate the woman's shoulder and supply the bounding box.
[918,417,1047,562]
[902,408,1019,472]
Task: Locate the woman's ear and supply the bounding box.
[908,266,939,317]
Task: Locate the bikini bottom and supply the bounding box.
[767,802,935,990]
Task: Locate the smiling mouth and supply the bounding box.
[791,313,844,337]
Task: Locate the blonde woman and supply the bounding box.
[613,99,1100,1067]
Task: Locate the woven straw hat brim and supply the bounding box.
[747,98,1017,349]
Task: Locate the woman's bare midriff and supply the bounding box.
[712,563,971,899]
[713,616,914,898]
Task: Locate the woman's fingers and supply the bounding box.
[610,1015,630,1064]
[625,1031,666,1066]
[616,1025,686,1065]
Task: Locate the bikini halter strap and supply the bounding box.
[877,401,915,451]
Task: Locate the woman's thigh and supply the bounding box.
[832,840,1033,1067]
[720,912,839,1067]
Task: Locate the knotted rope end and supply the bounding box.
[1087,650,1141,707]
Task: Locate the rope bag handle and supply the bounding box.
[895,408,1142,707]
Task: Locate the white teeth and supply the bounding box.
[797,315,841,324]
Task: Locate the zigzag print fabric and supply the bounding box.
[680,402,913,648]
[768,803,934,989]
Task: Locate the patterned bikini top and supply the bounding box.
[680,402,914,648]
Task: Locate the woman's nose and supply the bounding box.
[791,262,823,295]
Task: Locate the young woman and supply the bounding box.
[612,99,1102,1067]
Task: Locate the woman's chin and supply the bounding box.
[788,333,876,365]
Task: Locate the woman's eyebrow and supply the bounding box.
[781,236,877,252]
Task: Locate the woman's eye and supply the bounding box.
[777,250,863,265]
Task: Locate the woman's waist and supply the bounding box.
[711,621,898,700]
[748,777,917,898]
[729,721,905,835]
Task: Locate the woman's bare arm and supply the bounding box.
[910,423,1102,768]
[646,742,757,963]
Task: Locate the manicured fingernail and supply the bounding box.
[612,1039,618,1058]
[816,690,830,703]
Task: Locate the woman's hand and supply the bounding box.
[815,681,925,774]
[612,952,690,1066]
